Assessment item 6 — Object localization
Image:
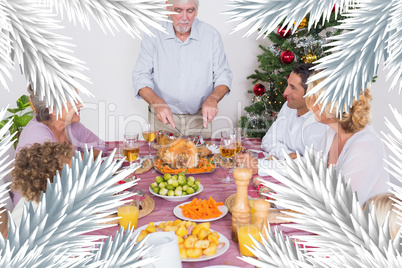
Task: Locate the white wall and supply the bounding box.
[2,1,401,183]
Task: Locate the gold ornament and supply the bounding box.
[302,54,317,63]
[298,17,308,29]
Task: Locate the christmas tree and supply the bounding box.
[239,12,344,138]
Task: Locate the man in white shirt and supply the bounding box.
[132,0,232,138]
[237,64,328,174]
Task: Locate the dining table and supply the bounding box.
[98,138,308,268]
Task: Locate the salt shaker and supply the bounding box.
[252,198,270,239]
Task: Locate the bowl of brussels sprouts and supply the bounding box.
[149,172,203,202]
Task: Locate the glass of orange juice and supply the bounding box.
[117,197,140,231]
[237,220,263,257]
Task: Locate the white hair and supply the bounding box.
[167,0,199,8]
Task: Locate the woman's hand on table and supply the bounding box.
[234,153,258,175]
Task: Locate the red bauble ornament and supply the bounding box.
[253,83,266,96]
[280,50,295,64]
[277,26,291,38]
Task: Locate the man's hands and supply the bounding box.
[234,153,258,175]
[201,85,229,127]
[154,105,175,128]
[202,96,218,127]
[139,87,176,128]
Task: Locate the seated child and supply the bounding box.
[11,142,74,226]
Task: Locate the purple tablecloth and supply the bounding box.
[98,139,309,268]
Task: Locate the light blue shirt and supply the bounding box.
[132,18,233,114]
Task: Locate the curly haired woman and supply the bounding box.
[306,73,389,204]
[11,142,74,226]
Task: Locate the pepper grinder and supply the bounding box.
[231,167,252,242]
[252,198,270,239]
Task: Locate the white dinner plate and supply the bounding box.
[173,202,228,222]
[134,221,230,262]
[203,266,242,268]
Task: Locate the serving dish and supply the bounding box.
[149,185,203,202]
[173,201,228,222]
[133,221,229,262]
[154,157,216,175]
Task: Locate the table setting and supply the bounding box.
[96,127,310,268]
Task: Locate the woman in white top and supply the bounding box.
[11,142,74,226]
[306,74,389,204]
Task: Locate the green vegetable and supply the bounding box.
[178,176,187,186]
[174,188,182,196]
[163,173,171,181]
[156,176,164,184]
[159,188,168,196]
[176,186,183,191]
[193,184,199,192]
[186,187,195,194]
[152,173,203,197]
[152,186,160,193]
[166,184,174,190]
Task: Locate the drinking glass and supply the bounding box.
[123,132,139,168]
[237,220,264,257]
[142,123,157,159]
[235,128,245,152]
[117,196,140,231]
[219,131,236,183]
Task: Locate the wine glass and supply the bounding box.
[142,123,157,159]
[123,132,139,168]
[219,131,236,183]
[233,129,243,154]
[232,129,243,168]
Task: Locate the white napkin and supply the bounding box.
[206,144,220,154]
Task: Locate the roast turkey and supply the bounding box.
[157,138,199,169]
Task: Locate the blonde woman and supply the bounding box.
[306,74,389,204]
[363,193,401,239]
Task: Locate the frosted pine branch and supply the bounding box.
[85,227,157,267]
[0,2,13,91]
[308,0,393,116]
[0,147,154,267]
[224,0,356,38]
[4,0,91,118]
[41,0,171,38]
[382,105,402,236]
[384,0,402,93]
[239,225,310,268]
[243,146,402,267]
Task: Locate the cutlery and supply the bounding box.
[193,125,205,145]
[136,189,144,210]
[175,127,185,136]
